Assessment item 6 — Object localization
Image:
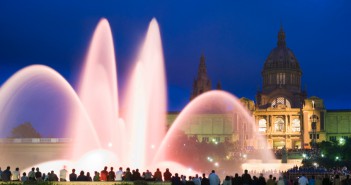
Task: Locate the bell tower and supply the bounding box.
[190,54,211,100]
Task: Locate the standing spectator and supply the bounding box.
[154,168,163,181]
[12,167,20,181]
[43,172,48,181]
[69,169,77,181]
[0,167,2,181]
[133,169,141,181]
[164,168,172,181]
[108,167,116,181]
[209,170,220,185]
[193,174,202,185]
[93,171,100,181]
[277,176,285,185]
[223,176,232,185]
[242,170,252,185]
[124,168,132,181]
[21,172,28,182]
[202,173,210,185]
[59,165,68,181]
[298,174,309,185]
[233,173,243,185]
[2,166,12,182]
[267,175,275,185]
[144,170,152,181]
[77,171,87,181]
[35,167,42,181]
[86,172,92,181]
[116,167,123,181]
[257,173,266,185]
[309,175,316,185]
[49,170,58,181]
[172,173,181,185]
[28,167,36,181]
[100,166,108,181]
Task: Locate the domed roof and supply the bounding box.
[263,26,301,72]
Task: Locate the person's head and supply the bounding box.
[72,169,76,173]
[119,167,122,171]
[16,167,19,171]
[110,167,113,171]
[36,167,39,172]
[80,171,84,175]
[244,169,248,174]
[104,166,107,170]
[175,173,179,177]
[202,173,206,178]
[6,166,10,170]
[32,167,35,171]
[87,172,90,176]
[166,168,169,171]
[212,170,215,173]
[23,172,27,176]
[269,175,273,179]
[51,170,54,174]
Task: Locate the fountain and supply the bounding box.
[0,18,278,176]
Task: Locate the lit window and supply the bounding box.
[277,73,286,85]
[258,119,267,133]
[274,118,285,132]
[291,119,300,132]
[271,97,291,108]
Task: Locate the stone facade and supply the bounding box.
[176,26,351,150]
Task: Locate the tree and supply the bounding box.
[10,122,41,138]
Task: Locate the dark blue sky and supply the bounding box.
[0,1,350,111]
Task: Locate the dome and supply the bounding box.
[263,26,301,72]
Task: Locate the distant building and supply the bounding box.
[168,26,351,150]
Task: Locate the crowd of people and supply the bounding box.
[1,165,351,185]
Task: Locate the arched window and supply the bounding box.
[274,117,285,132]
[258,119,267,133]
[271,97,291,108]
[277,73,286,85]
[291,119,300,132]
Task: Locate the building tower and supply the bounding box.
[254,25,307,149]
[190,54,211,100]
[256,25,306,109]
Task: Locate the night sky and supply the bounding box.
[0,1,351,111]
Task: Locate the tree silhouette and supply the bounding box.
[10,122,41,138]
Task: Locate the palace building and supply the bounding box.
[168,26,351,150]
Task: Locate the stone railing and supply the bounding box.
[0,138,72,143]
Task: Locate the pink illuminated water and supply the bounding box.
[0,18,279,176]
